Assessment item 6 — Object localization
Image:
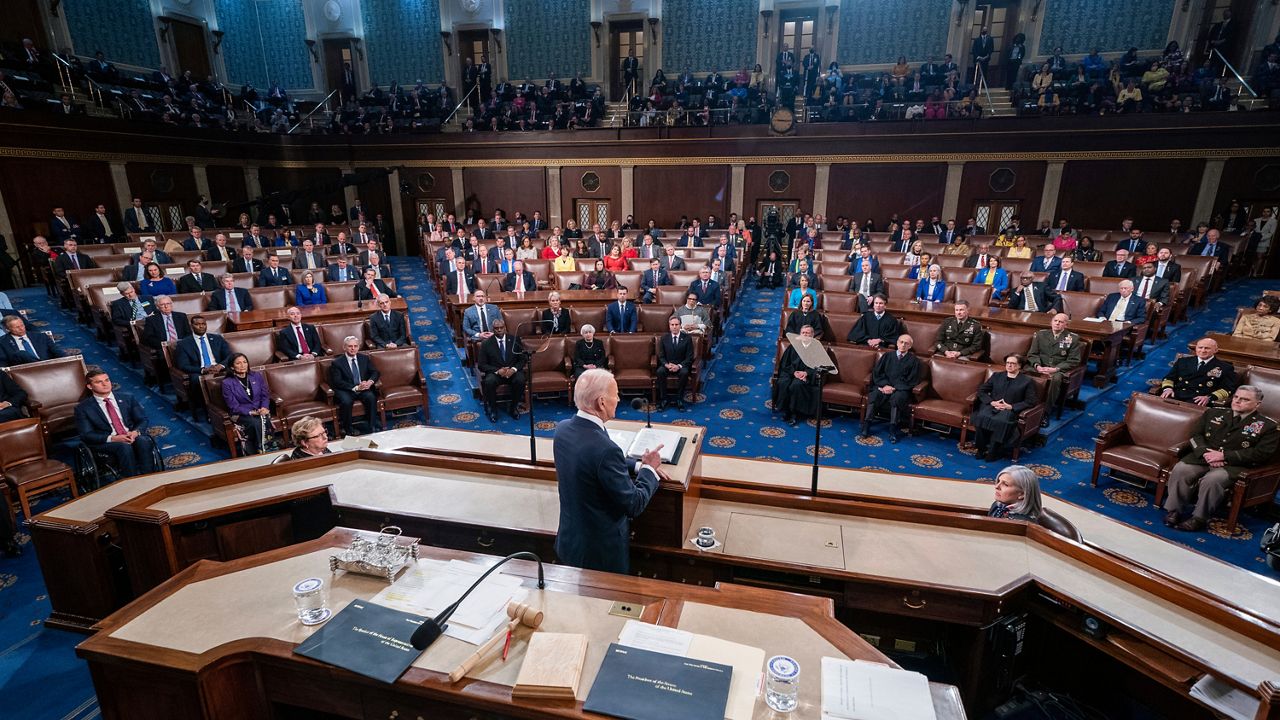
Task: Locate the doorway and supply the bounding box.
[0,0,46,47]
[967,1,1020,87]
[322,39,354,104]
[169,18,212,79]
[458,29,490,108]
[609,20,644,100]
[972,200,1021,235]
[575,199,611,231]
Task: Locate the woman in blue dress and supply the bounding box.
[294,271,328,306]
[915,263,946,302]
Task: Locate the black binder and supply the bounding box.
[293,600,425,684]
[584,643,732,720]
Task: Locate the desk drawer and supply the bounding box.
[845,580,991,625]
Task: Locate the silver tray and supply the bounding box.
[328,526,418,582]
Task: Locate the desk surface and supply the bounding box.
[866,297,1132,337]
[1205,332,1280,364]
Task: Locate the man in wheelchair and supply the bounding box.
[73,369,162,479]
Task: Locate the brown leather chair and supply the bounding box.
[986,328,1035,364]
[570,307,606,333]
[1092,393,1205,490]
[248,286,289,310]
[129,318,167,388]
[820,274,851,293]
[501,308,540,337]
[194,312,229,335]
[1220,441,1280,533]
[639,305,675,333]
[953,283,994,308]
[201,373,240,458]
[822,346,878,419]
[1038,507,1083,541]
[942,268,977,285]
[169,294,210,316]
[822,293,860,314]
[263,361,338,444]
[878,264,913,279]
[528,337,573,404]
[884,277,918,300]
[317,320,369,354]
[655,335,704,402]
[911,357,989,446]
[6,356,88,443]
[224,328,280,368]
[525,260,552,288]
[369,347,431,426]
[669,270,699,288]
[935,255,968,268]
[967,369,1049,461]
[614,271,642,297]
[901,319,941,358]
[656,287,688,306]
[1057,291,1105,319]
[825,314,858,344]
[819,261,848,276]
[1244,366,1280,422]
[1088,276,1127,297]
[0,417,77,519]
[555,271,584,291]
[608,334,656,401]
[325,281,358,303]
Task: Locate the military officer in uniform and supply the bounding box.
[1027,312,1084,421]
[1163,385,1278,532]
[934,300,985,358]
[1159,337,1237,406]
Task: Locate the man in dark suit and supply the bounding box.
[110,282,153,331]
[1115,228,1147,254]
[847,246,880,275]
[1044,257,1086,296]
[963,243,994,269]
[604,287,638,333]
[971,354,1039,462]
[86,204,123,243]
[972,28,995,80]
[622,51,640,94]
[850,259,884,311]
[326,256,361,283]
[639,259,670,303]
[242,225,271,249]
[500,260,536,293]
[349,200,367,222]
[478,319,525,421]
[232,246,262,274]
[354,268,396,301]
[0,368,27,424]
[660,245,686,272]
[182,226,213,252]
[1103,249,1137,279]
[1153,247,1182,282]
[329,336,383,436]
[553,369,662,574]
[292,239,326,271]
[1134,262,1172,308]
[205,233,235,263]
[0,316,63,365]
[1096,281,1146,323]
[861,334,920,443]
[208,274,253,312]
[656,316,694,411]
[176,259,218,294]
[1159,337,1237,406]
[937,219,959,245]
[471,245,497,275]
[74,369,161,478]
[53,238,97,275]
[1029,246,1062,274]
[277,306,324,360]
[689,267,721,306]
[539,292,572,334]
[49,207,80,243]
[368,296,409,348]
[329,231,357,256]
[172,315,231,412]
[124,197,153,233]
[258,255,291,286]
[1189,228,1230,262]
[471,218,494,243]
[141,296,190,351]
[1008,272,1055,313]
[847,294,899,348]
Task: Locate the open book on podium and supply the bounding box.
[607,426,687,465]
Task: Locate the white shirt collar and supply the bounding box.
[575,409,606,430]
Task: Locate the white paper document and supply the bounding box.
[370,558,527,644]
[607,427,682,463]
[821,657,937,720]
[617,619,693,656]
[1189,675,1259,720]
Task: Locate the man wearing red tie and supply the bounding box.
[446,256,476,303]
[74,369,161,477]
[277,306,325,360]
[501,260,535,293]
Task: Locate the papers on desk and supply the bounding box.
[370,558,528,645]
[616,620,764,720]
[821,657,937,720]
[1083,317,1107,322]
[607,427,686,464]
[1189,675,1259,720]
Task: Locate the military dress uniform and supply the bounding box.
[934,317,985,357]
[1027,329,1084,408]
[1160,356,1237,404]
[1163,409,1279,523]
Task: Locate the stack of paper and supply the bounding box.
[607,427,684,463]
[1189,675,1259,720]
[616,620,764,720]
[371,558,528,644]
[821,657,936,720]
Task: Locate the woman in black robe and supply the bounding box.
[774,324,823,426]
[784,293,825,340]
[572,324,608,377]
[972,354,1039,461]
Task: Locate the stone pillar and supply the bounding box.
[0,186,18,287]
[812,163,831,219]
[940,161,965,222]
[387,169,406,256]
[108,162,132,215]
[620,165,635,224]
[452,167,466,217]
[193,164,211,202]
[1038,162,1066,226]
[547,166,563,227]
[245,166,263,201]
[730,164,746,220]
[1192,159,1226,227]
[342,166,359,214]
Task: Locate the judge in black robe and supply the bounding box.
[784,295,825,340]
[774,325,823,426]
[972,355,1039,461]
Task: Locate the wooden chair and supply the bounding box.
[224,328,280,368]
[884,277,918,301]
[0,418,77,519]
[1092,393,1205,490]
[953,283,994,308]
[608,334,656,402]
[910,356,989,445]
[263,361,339,445]
[966,370,1049,461]
[6,356,88,444]
[317,320,370,354]
[569,307,606,333]
[369,347,431,426]
[822,346,879,420]
[822,292,860,314]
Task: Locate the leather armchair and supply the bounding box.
[317,320,370,354]
[500,308,539,337]
[968,369,1049,461]
[614,271,642,298]
[639,305,674,333]
[1038,507,1082,541]
[1092,393,1205,490]
[0,417,77,519]
[825,314,856,344]
[1244,366,1280,422]
[554,271,584,291]
[608,334,656,402]
[1057,291,1105,319]
[1225,445,1280,534]
[528,337,572,404]
[247,287,288,310]
[369,347,430,426]
[986,328,1035,364]
[901,319,941,358]
[655,287,687,306]
[224,328,279,368]
[569,307,605,333]
[324,281,358,303]
[954,283,994,308]
[884,277,918,301]
[822,293,859,314]
[911,357,989,446]
[822,346,878,420]
[6,356,88,443]
[263,360,338,444]
[942,268,977,285]
[201,372,282,459]
[655,335,704,401]
[820,274,851,293]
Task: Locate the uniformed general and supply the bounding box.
[1159,337,1237,406]
[1027,313,1084,419]
[934,300,985,358]
[1163,385,1278,532]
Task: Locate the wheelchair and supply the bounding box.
[73,439,166,492]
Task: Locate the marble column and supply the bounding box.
[547,166,563,227]
[1038,162,1066,225]
[620,165,635,223]
[812,163,831,219]
[730,164,746,220]
[387,169,406,256]
[108,162,132,216]
[452,167,465,217]
[940,161,965,221]
[1192,159,1226,228]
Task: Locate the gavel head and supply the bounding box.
[506,601,544,629]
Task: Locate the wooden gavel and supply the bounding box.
[447,601,544,683]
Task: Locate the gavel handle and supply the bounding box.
[448,618,518,683]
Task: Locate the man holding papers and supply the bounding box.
[554,369,662,574]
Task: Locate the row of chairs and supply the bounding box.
[519,334,706,407]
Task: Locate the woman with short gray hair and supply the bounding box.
[989,464,1042,521]
[573,324,606,377]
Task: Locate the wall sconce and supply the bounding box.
[158,18,172,43]
[491,28,503,53]
[590,21,602,48]
[441,31,452,56]
[211,30,225,55]
[646,18,658,44]
[955,0,968,27]
[825,5,838,34]
[760,10,773,38]
[352,38,364,60]
[305,39,318,63]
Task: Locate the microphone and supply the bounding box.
[410,551,546,650]
[631,397,652,428]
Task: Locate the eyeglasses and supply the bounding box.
[305,431,328,441]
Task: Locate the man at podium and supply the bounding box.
[553,369,662,574]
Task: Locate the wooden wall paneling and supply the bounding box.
[397,167,456,250]
[559,166,621,229]
[256,167,346,224]
[826,163,948,227]
[956,161,1047,230]
[1214,157,1280,217]
[0,158,115,244]
[1056,160,1206,231]
[124,162,198,205]
[354,172,392,229]
[461,168,549,221]
[206,165,248,207]
[743,164,817,222]
[633,165,730,229]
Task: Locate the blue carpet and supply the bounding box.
[1,259,1275,720]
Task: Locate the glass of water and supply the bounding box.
[765,655,800,713]
[292,577,331,626]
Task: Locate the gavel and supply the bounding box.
[447,601,544,683]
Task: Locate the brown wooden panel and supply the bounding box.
[462,167,548,220]
[744,164,816,220]
[1057,159,1205,231]
[399,167,456,250]
[956,161,1047,228]
[559,166,621,227]
[1214,157,1280,213]
[827,163,947,227]
[206,165,247,206]
[634,165,729,228]
[257,166,345,221]
[0,158,115,243]
[124,162,198,204]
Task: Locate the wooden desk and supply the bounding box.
[77,528,965,720]
[1203,332,1280,370]
[227,298,408,330]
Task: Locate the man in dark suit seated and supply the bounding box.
[176,259,218,294]
[850,258,884,311]
[53,238,98,276]
[205,233,235,263]
[553,369,662,574]
[847,294,899,348]
[478,320,526,421]
[1152,247,1182,283]
[639,259,670,303]
[355,267,396,301]
[140,296,190,352]
[1029,245,1062,274]
[258,254,291,287]
[847,245,880,274]
[86,204,124,243]
[1094,280,1146,323]
[539,292,572,334]
[74,369,161,478]
[444,256,477,302]
[1044,256,1085,296]
[1133,262,1172,309]
[329,335,383,436]
[292,239,326,271]
[660,245,686,272]
[972,354,1039,462]
[860,334,919,443]
[0,368,28,424]
[208,274,253,312]
[656,316,694,411]
[689,267,721,306]
[110,282,153,332]
[326,255,362,283]
[182,226,213,252]
[49,207,80,243]
[172,315,231,412]
[368,296,409,348]
[0,316,62,365]
[242,225,271,249]
[604,287,638,334]
[1102,249,1137,279]
[276,306,325,360]
[232,246,262,274]
[1158,337,1237,406]
[1189,228,1230,262]
[1008,272,1056,313]
[500,260,536,293]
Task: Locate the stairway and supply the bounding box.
[980,87,1016,117]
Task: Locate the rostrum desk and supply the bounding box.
[29,425,1280,718]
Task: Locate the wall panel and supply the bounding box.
[559,166,621,229]
[836,0,950,65]
[124,162,197,205]
[256,167,345,221]
[461,168,548,221]
[1056,159,1204,230]
[1038,0,1176,54]
[634,166,729,229]
[956,161,1047,229]
[207,165,247,207]
[743,165,816,221]
[826,163,947,227]
[505,0,591,82]
[66,0,161,69]
[662,0,758,73]
[213,0,312,90]
[361,0,445,86]
[1214,158,1280,220]
[0,158,115,246]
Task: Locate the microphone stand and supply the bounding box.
[809,365,833,497]
[409,551,545,651]
[630,396,652,428]
[511,320,552,464]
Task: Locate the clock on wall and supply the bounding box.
[323,0,343,22]
[769,107,795,135]
[581,172,601,192]
[460,0,484,15]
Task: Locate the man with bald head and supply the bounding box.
[861,334,919,443]
[1028,313,1084,420]
[1159,337,1237,406]
[553,369,663,574]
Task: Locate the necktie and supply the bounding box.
[498,338,506,361]
[71,253,80,270]
[458,272,467,302]
[227,290,238,312]
[702,281,708,293]
[199,336,213,367]
[861,275,870,295]
[1057,272,1068,291]
[1110,297,1126,321]
[104,398,129,436]
[20,336,37,359]
[1203,244,1214,257]
[296,326,310,354]
[1027,289,1038,312]
[516,273,524,292]
[194,273,201,286]
[132,299,145,320]
[100,215,113,235]
[350,357,360,384]
[1138,278,1151,298]
[164,315,176,342]
[478,307,487,332]
[1198,360,1205,372]
[383,313,390,325]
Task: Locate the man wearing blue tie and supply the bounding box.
[173,315,231,417]
[604,287,638,333]
[1115,228,1146,254]
[0,316,63,366]
[1190,228,1230,262]
[258,255,290,286]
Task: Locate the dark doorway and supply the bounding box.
[170,18,211,79]
[609,20,644,100]
[0,0,46,48]
[322,39,354,104]
[967,1,1020,87]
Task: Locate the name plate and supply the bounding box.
[229,232,244,240]
[123,246,142,255]
[165,266,185,276]
[139,236,157,242]
[275,249,293,257]
[103,287,121,297]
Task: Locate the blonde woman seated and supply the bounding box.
[1005,235,1032,259]
[552,244,578,272]
[1233,296,1280,341]
[989,465,1042,521]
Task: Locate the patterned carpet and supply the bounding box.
[0,258,1275,720]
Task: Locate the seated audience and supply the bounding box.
[329,335,382,436]
[538,292,572,335]
[294,271,328,306]
[1094,280,1145,323]
[176,259,218,293]
[656,316,694,411]
[74,369,161,477]
[861,334,919,442]
[355,267,396,301]
[974,256,1009,301]
[786,293,825,340]
[1028,313,1084,414]
[935,300,985,358]
[1158,337,1236,406]
[0,368,27,424]
[289,416,332,459]
[276,306,325,360]
[222,353,275,455]
[847,294,898,348]
[501,260,536,293]
[691,267,722,306]
[1232,296,1280,341]
[478,319,526,421]
[916,264,946,302]
[774,324,823,426]
[604,287,638,333]
[787,275,817,309]
[109,282,153,330]
[209,274,253,312]
[172,315,231,410]
[972,354,1038,461]
[674,292,712,335]
[369,296,409,347]
[584,259,616,291]
[259,255,291,286]
[140,296,190,351]
[572,324,607,377]
[462,290,501,341]
[139,262,176,297]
